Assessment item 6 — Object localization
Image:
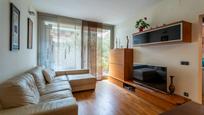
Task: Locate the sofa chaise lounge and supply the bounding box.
[0,66,96,115]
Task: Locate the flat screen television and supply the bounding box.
[133,64,167,93]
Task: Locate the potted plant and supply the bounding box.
[135,17,150,32]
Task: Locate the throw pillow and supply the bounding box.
[43,68,56,83]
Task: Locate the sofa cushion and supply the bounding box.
[0,73,40,109]
[43,68,56,83]
[40,90,73,103]
[29,67,46,90]
[52,75,69,83]
[68,74,96,92]
[71,84,96,92]
[0,98,78,115]
[68,74,96,86]
[40,81,72,95]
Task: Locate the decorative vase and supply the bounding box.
[126,36,129,48]
[139,27,144,32]
[169,76,175,95]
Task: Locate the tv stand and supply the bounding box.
[109,76,190,111]
[132,80,168,94]
[108,48,190,110]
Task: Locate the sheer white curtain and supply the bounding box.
[82,21,103,80]
[38,13,114,80]
[38,13,82,71]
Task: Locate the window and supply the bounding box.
[38,14,83,71]
[101,29,111,75]
[38,13,114,76]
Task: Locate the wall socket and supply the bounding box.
[180,61,190,66]
[184,92,189,97]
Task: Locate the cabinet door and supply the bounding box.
[150,24,181,42]
[109,49,124,65]
[133,24,182,45]
[109,64,124,81]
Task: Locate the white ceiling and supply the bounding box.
[32,0,162,25]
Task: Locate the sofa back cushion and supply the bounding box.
[29,66,46,90]
[43,68,56,83]
[0,73,40,109]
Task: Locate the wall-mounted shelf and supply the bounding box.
[132,21,192,46]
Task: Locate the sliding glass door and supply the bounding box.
[38,13,114,77]
[101,28,111,76]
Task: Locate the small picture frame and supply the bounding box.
[10,3,20,51]
[27,18,33,49]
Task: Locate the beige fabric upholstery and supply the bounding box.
[43,69,56,83]
[40,90,73,103]
[69,74,96,86]
[39,81,72,95]
[66,69,89,75]
[52,75,69,83]
[68,74,96,92]
[56,69,89,76]
[29,67,46,90]
[0,73,40,109]
[0,66,99,115]
[0,98,78,115]
[71,84,96,92]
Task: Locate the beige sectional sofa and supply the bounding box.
[0,66,96,115]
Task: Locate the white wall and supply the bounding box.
[0,0,37,83]
[115,0,204,103]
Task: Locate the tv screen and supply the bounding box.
[133,64,167,93]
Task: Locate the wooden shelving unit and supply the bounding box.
[132,21,192,46]
[109,48,133,81]
[109,76,190,110]
[108,48,190,110]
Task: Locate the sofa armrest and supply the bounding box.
[0,98,78,115]
[56,69,89,76]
